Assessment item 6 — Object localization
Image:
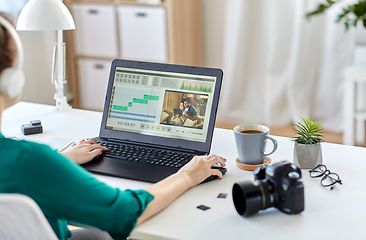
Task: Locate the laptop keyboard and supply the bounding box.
[96,140,195,168]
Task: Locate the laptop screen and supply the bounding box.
[105,66,217,143]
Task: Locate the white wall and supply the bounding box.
[18,31,57,105]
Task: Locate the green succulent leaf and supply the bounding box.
[292,118,324,144]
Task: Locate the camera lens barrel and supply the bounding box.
[233,181,262,217]
[232,180,279,217]
[233,161,304,217]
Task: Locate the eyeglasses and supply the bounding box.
[309,165,342,190]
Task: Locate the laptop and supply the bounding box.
[82,59,223,183]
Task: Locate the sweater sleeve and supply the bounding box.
[15,142,154,240]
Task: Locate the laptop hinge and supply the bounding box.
[104,138,206,155]
[175,145,206,155]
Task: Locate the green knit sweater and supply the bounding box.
[0,133,154,239]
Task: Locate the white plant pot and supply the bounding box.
[293,143,323,169]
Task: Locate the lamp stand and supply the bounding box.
[53,30,71,112]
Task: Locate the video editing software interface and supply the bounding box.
[105,67,217,143]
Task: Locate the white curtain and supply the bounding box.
[203,0,356,132]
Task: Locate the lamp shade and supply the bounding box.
[17,0,75,31]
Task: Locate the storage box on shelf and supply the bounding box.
[117,5,168,62]
[72,3,119,58]
[76,59,110,111]
[64,0,203,111]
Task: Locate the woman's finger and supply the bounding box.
[89,148,104,159]
[83,140,108,150]
[206,154,224,162]
[205,154,217,159]
[85,144,107,152]
[100,145,108,151]
[91,143,108,151]
[212,158,226,167]
[210,169,223,179]
[207,155,226,165]
[84,139,97,145]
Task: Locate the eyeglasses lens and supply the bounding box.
[310,165,327,178]
[321,173,340,187]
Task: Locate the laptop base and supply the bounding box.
[82,155,179,183]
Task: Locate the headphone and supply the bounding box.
[0,16,25,98]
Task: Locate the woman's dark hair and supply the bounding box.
[0,12,16,75]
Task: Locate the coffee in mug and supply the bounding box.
[238,129,265,134]
[234,124,278,165]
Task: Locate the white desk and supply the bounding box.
[2,102,366,240]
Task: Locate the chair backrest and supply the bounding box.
[0,194,58,240]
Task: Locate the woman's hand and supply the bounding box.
[178,154,226,188]
[137,154,226,225]
[62,139,108,165]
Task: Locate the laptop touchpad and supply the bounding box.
[83,158,126,172]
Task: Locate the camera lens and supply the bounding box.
[232,180,279,217]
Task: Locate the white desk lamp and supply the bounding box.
[17,0,75,111]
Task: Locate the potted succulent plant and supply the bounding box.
[292,118,325,169]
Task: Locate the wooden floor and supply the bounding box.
[215,122,366,147]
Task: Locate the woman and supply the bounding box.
[169,101,185,125]
[0,14,226,240]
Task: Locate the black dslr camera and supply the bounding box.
[232,161,304,217]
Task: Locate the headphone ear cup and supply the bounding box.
[0,67,25,98]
